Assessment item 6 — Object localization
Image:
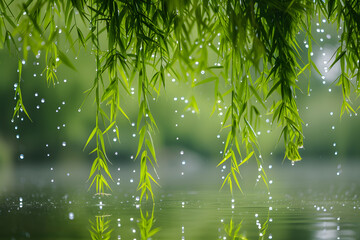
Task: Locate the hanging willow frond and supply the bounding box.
[2,0,360,197]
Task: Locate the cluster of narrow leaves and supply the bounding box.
[138,207,160,240]
[89,216,112,240]
[223,218,247,240]
[325,0,360,116]
[1,0,360,198]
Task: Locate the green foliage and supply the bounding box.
[138,207,160,239]
[223,218,247,240]
[89,215,113,240]
[2,0,360,197]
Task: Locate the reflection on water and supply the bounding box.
[223,218,247,240]
[138,206,160,240]
[0,164,360,239]
[89,215,112,240]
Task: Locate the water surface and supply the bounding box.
[1,162,359,239]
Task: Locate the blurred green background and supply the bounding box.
[1,19,360,186]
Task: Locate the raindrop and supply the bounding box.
[62,141,67,147]
[19,154,24,160]
[41,98,45,103]
[69,212,74,220]
[180,150,184,155]
[181,161,186,165]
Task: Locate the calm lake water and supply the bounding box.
[1,161,360,240]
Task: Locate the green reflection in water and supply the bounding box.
[89,215,113,240]
[88,205,160,240]
[138,206,160,240]
[223,219,247,240]
[223,211,270,240]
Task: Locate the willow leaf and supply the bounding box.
[330,50,346,69]
[147,172,160,186]
[194,76,217,86]
[238,151,254,167]
[231,167,242,193]
[220,173,230,190]
[88,158,99,181]
[84,127,97,150]
[217,150,232,167]
[103,121,115,134]
[116,104,129,121]
[136,126,146,158]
